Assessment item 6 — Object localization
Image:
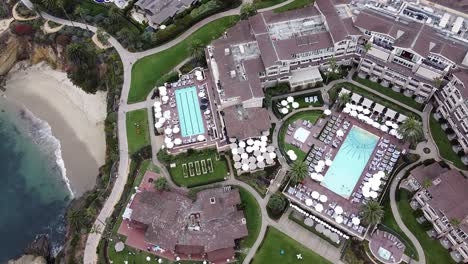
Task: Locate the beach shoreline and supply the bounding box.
[3,62,107,196]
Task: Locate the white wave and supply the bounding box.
[18,108,75,198]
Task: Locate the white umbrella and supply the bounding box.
[316,174,324,182]
[315,165,323,172]
[164,137,172,144]
[246,146,253,153]
[363,108,370,115]
[335,206,343,214]
[241,152,248,159]
[163,110,171,118]
[162,95,169,102]
[155,122,163,129]
[267,145,275,152]
[305,199,313,206]
[287,150,295,156]
[197,135,205,141]
[358,113,365,120]
[336,129,344,137]
[155,112,162,118]
[287,96,294,103]
[166,142,174,149]
[318,160,325,167]
[290,154,297,161]
[377,171,385,178]
[249,163,257,170]
[231,148,238,155]
[350,110,358,117]
[247,138,254,145]
[356,105,364,112]
[397,133,403,139]
[292,102,300,109]
[281,108,289,114]
[385,120,393,126]
[392,123,399,129]
[312,191,320,199]
[173,126,180,134]
[257,161,266,168]
[234,162,242,169]
[239,141,246,148]
[242,164,249,171]
[153,101,161,107]
[390,129,398,136]
[281,100,288,106]
[363,189,371,198]
[233,154,241,162]
[261,136,268,142]
[257,155,264,162]
[372,121,381,128]
[269,152,277,159]
[335,215,344,224]
[325,159,333,166]
[324,109,332,116]
[352,217,361,225]
[310,172,318,180]
[380,125,389,132]
[319,195,328,203]
[165,127,172,135]
[146,256,151,261]
[174,138,182,145]
[345,103,352,108]
[349,104,356,110]
[160,90,167,96]
[159,117,166,124]
[366,117,374,124]
[370,191,378,199]
[315,203,324,212]
[343,107,351,114]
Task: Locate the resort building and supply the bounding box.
[406,163,468,263]
[134,0,198,27]
[119,171,248,263]
[433,68,468,162]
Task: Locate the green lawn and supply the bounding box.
[252,227,332,264]
[238,186,262,249]
[354,77,424,111]
[380,194,419,259]
[429,116,465,169]
[273,92,323,118]
[278,111,323,162]
[254,0,288,8]
[169,150,228,187]
[129,16,240,103]
[329,82,420,119]
[396,190,456,264]
[273,0,314,13]
[126,109,150,155]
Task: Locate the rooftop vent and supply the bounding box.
[230,70,237,78]
[225,48,230,56]
[241,218,247,224]
[210,197,216,204]
[433,178,442,186]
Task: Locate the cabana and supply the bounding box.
[339,88,351,95]
[384,109,397,120]
[397,114,408,123]
[351,93,362,104]
[361,98,373,109]
[373,103,385,114]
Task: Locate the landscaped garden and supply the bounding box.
[168,149,229,187]
[251,227,332,264]
[353,76,424,111]
[235,163,280,197]
[396,189,456,264]
[126,109,150,155]
[238,186,263,262]
[129,16,240,103]
[272,91,323,118]
[278,110,323,162]
[273,0,314,13]
[429,115,465,169]
[328,82,420,119]
[288,211,340,247]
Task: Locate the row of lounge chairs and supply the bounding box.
[383,231,405,249]
[305,96,319,104]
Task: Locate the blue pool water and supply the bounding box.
[321,126,379,198]
[175,86,205,137]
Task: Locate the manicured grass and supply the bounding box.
[329,82,420,119]
[380,193,419,259]
[429,116,465,169]
[273,0,314,13]
[252,227,332,264]
[354,76,424,111]
[126,109,150,155]
[278,110,323,162]
[396,189,456,264]
[129,16,240,103]
[254,0,288,9]
[238,186,262,262]
[169,150,228,187]
[273,91,323,118]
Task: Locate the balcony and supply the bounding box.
[372,39,393,51]
[422,59,447,72]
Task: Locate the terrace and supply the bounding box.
[369,230,406,264]
[284,97,409,239]
[151,69,225,154]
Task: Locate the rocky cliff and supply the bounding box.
[0,31,21,76]
[7,255,47,264]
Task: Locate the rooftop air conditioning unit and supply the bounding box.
[230,70,237,78]
[225,48,230,56]
[432,178,442,186]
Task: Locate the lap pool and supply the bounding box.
[175,86,205,137]
[321,126,379,199]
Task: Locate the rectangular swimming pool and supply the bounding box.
[175,86,205,137]
[321,126,379,199]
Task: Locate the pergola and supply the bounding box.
[373,103,385,114]
[385,109,397,120]
[361,98,373,109]
[351,93,362,104]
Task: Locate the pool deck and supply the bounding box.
[284,109,409,239]
[153,69,228,154]
[369,230,405,264]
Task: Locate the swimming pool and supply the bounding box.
[175,86,205,137]
[321,126,379,198]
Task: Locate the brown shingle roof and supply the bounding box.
[316,0,351,42]
[274,32,334,60]
[410,163,449,184]
[223,105,271,140]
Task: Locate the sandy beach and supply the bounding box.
[4,62,107,196]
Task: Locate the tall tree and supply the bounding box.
[325,56,338,84]
[267,193,286,215]
[74,6,88,30]
[154,177,169,191]
[337,92,351,108]
[240,3,257,20]
[397,116,423,146]
[363,42,372,54]
[188,39,205,62]
[56,0,74,26]
[361,201,384,225]
[67,209,86,231]
[290,160,308,183]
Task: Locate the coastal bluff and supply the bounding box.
[7,255,47,264]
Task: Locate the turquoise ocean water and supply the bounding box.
[0,98,72,262]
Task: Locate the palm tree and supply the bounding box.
[363,42,372,54]
[66,43,87,65]
[398,116,423,146]
[361,201,384,225]
[67,209,86,231]
[74,6,88,30]
[56,0,74,26]
[337,92,351,108]
[188,39,205,62]
[41,0,57,10]
[325,56,338,84]
[290,160,308,183]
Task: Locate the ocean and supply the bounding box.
[0,98,72,262]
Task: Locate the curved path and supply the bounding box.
[389,161,426,264]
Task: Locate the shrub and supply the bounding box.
[154,177,169,191]
[267,193,287,219]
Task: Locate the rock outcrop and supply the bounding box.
[7,255,47,264]
[0,31,21,76]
